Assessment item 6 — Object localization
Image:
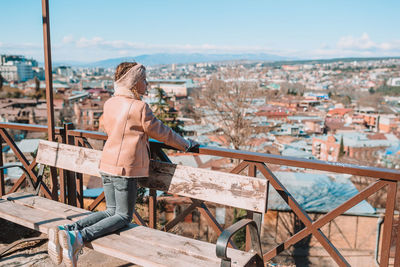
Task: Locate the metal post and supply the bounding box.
[246,163,257,252]
[0,134,4,197]
[380,181,397,266]
[149,189,157,229]
[64,123,77,206]
[41,0,55,141]
[41,0,58,200]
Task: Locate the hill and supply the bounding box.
[84,53,291,68]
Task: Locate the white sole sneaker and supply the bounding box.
[59,230,83,267]
[48,226,62,264]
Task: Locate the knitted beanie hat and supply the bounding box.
[114,63,146,98]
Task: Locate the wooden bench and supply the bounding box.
[0,140,268,266]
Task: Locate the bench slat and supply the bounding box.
[36,140,102,177]
[145,160,267,212]
[36,140,268,213]
[0,198,72,233]
[2,193,257,267]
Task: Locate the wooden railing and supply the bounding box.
[0,122,399,266]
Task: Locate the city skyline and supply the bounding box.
[1,0,400,62]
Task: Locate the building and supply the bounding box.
[378,115,398,133]
[56,66,74,77]
[0,55,37,82]
[0,98,47,124]
[312,132,394,161]
[326,108,353,121]
[288,116,325,134]
[0,64,18,81]
[148,79,197,97]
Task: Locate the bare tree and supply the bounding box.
[196,73,259,150]
[33,76,43,102]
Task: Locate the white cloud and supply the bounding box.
[336,33,400,52]
[64,36,276,55]
[62,35,74,44]
[298,33,400,59]
[2,33,400,62]
[337,33,375,50]
[65,34,400,60]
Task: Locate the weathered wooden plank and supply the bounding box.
[3,193,256,267]
[6,192,91,221]
[90,232,224,267]
[36,140,268,212]
[145,160,267,212]
[0,198,72,233]
[121,224,255,266]
[36,140,102,177]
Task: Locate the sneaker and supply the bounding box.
[59,230,84,267]
[47,225,65,264]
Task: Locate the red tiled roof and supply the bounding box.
[327,108,353,116]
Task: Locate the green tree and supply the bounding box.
[369,87,375,94]
[152,87,184,135]
[0,73,3,90]
[232,208,246,249]
[339,135,345,158]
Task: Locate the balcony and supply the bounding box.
[0,121,399,266]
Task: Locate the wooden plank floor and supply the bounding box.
[1,192,256,267]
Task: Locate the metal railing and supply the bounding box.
[0,122,399,266]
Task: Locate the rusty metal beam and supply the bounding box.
[246,163,257,252]
[394,214,400,267]
[41,0,55,141]
[0,129,52,198]
[197,202,237,249]
[380,181,398,266]
[0,122,62,133]
[41,0,58,201]
[133,210,147,227]
[68,129,107,140]
[74,137,84,208]
[149,189,157,229]
[63,124,77,206]
[229,160,249,174]
[162,199,202,232]
[88,191,105,211]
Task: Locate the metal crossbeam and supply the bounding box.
[0,129,52,198]
[256,162,350,266]
[163,199,202,232]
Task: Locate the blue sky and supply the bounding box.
[1,0,400,62]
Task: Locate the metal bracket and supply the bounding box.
[216,219,264,267]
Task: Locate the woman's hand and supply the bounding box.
[186,139,200,152]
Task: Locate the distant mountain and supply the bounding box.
[41,55,400,69]
[84,53,292,68]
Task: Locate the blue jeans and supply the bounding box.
[67,174,137,242]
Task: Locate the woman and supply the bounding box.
[47,62,198,267]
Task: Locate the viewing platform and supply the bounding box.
[0,121,399,266]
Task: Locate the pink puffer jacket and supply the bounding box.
[99,95,189,177]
